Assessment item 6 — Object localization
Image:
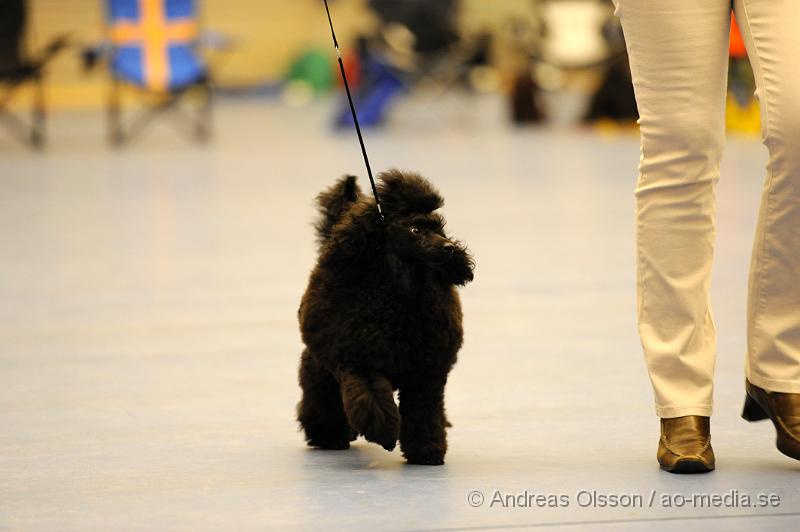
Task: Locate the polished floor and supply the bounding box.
[1,97,798,531]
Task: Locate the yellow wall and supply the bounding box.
[22,0,540,108]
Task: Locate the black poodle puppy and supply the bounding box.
[297,170,474,465]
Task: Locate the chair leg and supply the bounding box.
[194,82,212,141]
[30,75,46,148]
[108,81,124,145]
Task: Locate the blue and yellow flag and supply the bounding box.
[107,0,205,91]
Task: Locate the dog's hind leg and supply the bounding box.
[339,369,400,451]
[297,349,355,450]
[399,375,448,465]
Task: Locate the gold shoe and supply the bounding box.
[742,380,800,461]
[658,416,715,473]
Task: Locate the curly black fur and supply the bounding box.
[297,170,474,465]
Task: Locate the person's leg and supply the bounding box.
[733,0,800,393]
[615,0,731,418]
[735,0,800,461]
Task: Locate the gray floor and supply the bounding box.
[1,97,798,531]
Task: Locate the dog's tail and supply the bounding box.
[340,370,400,451]
[314,175,362,244]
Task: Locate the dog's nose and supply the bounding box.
[442,242,455,254]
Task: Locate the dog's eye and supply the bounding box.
[410,226,421,235]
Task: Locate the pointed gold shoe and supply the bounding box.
[742,380,800,461]
[658,416,715,474]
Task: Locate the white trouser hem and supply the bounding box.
[746,370,800,394]
[655,404,713,419]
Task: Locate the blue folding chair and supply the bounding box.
[93,0,214,144]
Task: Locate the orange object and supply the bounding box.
[340,51,362,89]
[730,12,747,58]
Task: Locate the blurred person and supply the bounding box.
[614,0,800,472]
[583,10,637,124]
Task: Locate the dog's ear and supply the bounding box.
[318,199,382,268]
[315,175,362,243]
[377,170,443,215]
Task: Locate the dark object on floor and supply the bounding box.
[0,0,68,148]
[510,67,545,124]
[583,57,638,123]
[297,171,474,465]
[583,13,637,123]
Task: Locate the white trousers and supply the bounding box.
[614,0,800,417]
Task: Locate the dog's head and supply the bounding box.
[377,170,474,287]
[318,170,474,288]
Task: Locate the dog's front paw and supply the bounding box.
[402,443,446,465]
[406,454,444,466]
[300,420,354,450]
[306,436,351,450]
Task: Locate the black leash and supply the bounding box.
[323,0,384,221]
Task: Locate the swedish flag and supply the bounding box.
[107,0,205,91]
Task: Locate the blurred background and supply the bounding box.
[1,0,760,142]
[3,2,788,531]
